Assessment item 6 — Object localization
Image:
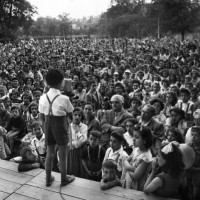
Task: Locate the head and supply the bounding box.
[115,83,125,95]
[170,107,185,125]
[110,131,124,152]
[191,126,200,146]
[45,68,64,89]
[102,159,117,182]
[167,128,184,143]
[130,97,142,109]
[180,88,190,103]
[190,87,199,100]
[22,92,32,105]
[125,118,138,136]
[73,107,84,125]
[28,102,38,116]
[20,145,37,162]
[158,143,185,178]
[11,106,20,118]
[141,105,156,122]
[133,125,153,150]
[88,130,101,148]
[193,109,200,125]
[132,79,140,91]
[31,121,43,138]
[90,81,97,93]
[150,98,164,115]
[75,82,84,92]
[84,103,94,119]
[166,91,178,106]
[152,82,160,93]
[111,95,124,112]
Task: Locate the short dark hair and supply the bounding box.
[11,106,20,112]
[150,98,164,111]
[28,102,38,114]
[111,131,124,142]
[180,88,190,96]
[30,121,42,129]
[138,126,153,149]
[169,107,185,119]
[89,130,101,139]
[102,159,117,171]
[124,118,138,126]
[84,102,94,111]
[45,68,64,87]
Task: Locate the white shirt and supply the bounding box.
[31,134,46,155]
[104,146,128,172]
[39,88,73,116]
[124,132,134,148]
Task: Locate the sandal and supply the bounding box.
[61,175,75,186]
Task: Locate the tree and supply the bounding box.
[0,0,37,41]
[151,0,200,40]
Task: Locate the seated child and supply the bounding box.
[81,130,105,181]
[18,145,40,172]
[6,106,26,153]
[103,131,128,179]
[100,159,121,190]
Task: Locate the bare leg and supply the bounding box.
[58,144,68,181]
[125,172,133,189]
[45,144,56,181]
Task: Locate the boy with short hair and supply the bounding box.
[100,159,121,190]
[81,130,105,181]
[39,68,74,186]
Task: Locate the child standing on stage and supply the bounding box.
[81,130,105,181]
[39,68,75,187]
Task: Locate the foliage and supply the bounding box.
[0,0,37,41]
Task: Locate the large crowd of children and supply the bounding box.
[0,37,200,199]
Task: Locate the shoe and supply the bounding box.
[46,175,55,187]
[61,175,75,186]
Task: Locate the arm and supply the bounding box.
[128,160,148,181]
[82,159,92,176]
[100,178,121,190]
[144,160,162,194]
[123,159,136,172]
[18,162,40,172]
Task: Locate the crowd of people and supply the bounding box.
[0,37,200,199]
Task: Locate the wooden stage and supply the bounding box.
[0,160,177,200]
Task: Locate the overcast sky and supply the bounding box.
[28,0,111,19]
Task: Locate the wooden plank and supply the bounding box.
[0,191,10,200]
[0,160,44,176]
[36,171,176,200]
[15,185,81,200]
[0,178,21,194]
[0,168,33,185]
[28,176,143,200]
[5,193,38,200]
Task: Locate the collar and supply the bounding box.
[110,146,123,154]
[48,88,61,95]
[33,133,45,142]
[71,122,82,127]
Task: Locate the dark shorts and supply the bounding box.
[44,115,69,146]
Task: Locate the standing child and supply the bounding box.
[39,68,75,187]
[100,159,121,190]
[67,107,88,178]
[122,125,153,190]
[81,130,105,181]
[144,142,185,198]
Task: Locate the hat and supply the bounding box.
[114,71,119,75]
[125,69,131,73]
[111,94,124,104]
[193,109,200,119]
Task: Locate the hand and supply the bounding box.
[152,160,159,174]
[33,163,40,168]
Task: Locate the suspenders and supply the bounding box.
[180,102,190,114]
[46,94,60,116]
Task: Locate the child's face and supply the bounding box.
[191,131,200,146]
[11,109,20,118]
[131,101,138,109]
[25,149,37,162]
[31,106,38,116]
[133,131,145,149]
[167,131,175,142]
[33,94,40,102]
[84,104,93,118]
[126,122,134,135]
[23,96,29,104]
[73,111,82,124]
[89,135,99,148]
[32,126,42,137]
[103,167,116,182]
[181,93,190,103]
[157,151,166,167]
[110,136,121,152]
